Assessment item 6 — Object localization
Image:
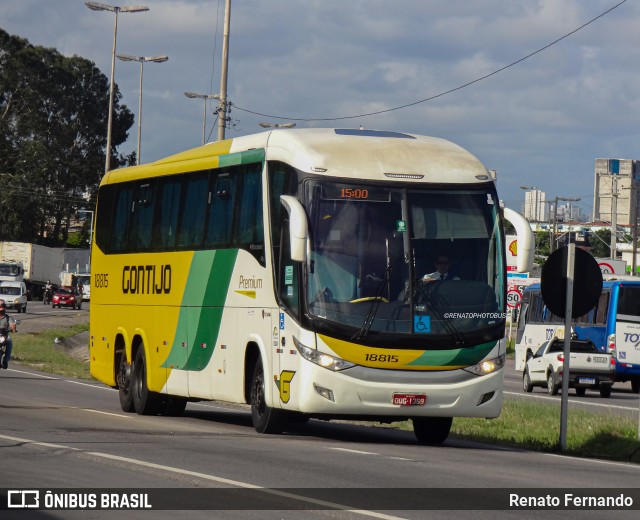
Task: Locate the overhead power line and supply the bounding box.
[234,0,628,122]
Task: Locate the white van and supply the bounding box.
[0,280,27,313]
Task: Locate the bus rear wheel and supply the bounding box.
[117,353,135,412]
[412,417,452,445]
[250,358,286,434]
[132,347,162,415]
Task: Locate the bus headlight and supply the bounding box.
[293,336,356,371]
[462,354,505,376]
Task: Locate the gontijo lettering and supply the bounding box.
[122,265,171,294]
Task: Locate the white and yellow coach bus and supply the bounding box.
[90,128,533,444]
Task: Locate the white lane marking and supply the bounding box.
[542,451,640,470]
[5,368,57,379]
[66,380,115,391]
[0,433,405,520]
[504,391,638,412]
[69,407,132,419]
[330,448,380,456]
[0,434,81,451]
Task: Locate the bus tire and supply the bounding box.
[250,357,286,434]
[599,385,612,398]
[161,396,187,417]
[631,378,640,394]
[132,347,162,415]
[117,353,135,413]
[413,417,452,445]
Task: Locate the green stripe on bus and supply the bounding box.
[162,249,239,371]
[406,340,496,367]
[219,148,265,167]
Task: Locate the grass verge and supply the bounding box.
[398,399,640,463]
[11,323,91,379]
[9,323,640,464]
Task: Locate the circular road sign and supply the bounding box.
[541,246,603,319]
[507,288,522,308]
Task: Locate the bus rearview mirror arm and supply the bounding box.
[503,207,534,273]
[280,195,308,262]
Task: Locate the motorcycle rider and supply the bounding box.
[44,280,53,304]
[0,299,17,369]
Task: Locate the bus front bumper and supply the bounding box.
[287,361,504,419]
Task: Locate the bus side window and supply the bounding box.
[111,185,134,252]
[153,177,181,250]
[128,182,155,251]
[177,172,209,249]
[234,164,265,263]
[204,172,237,248]
[595,291,610,325]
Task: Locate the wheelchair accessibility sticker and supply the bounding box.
[414,315,431,334]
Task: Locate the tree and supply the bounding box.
[589,229,611,258]
[0,28,134,244]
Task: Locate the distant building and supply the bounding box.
[523,189,547,221]
[592,158,640,227]
[556,202,581,222]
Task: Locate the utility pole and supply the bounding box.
[632,179,638,276]
[217,0,231,141]
[611,175,618,260]
[550,196,581,253]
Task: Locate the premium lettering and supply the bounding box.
[239,275,262,290]
[122,265,171,294]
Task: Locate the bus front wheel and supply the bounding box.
[412,417,452,445]
[132,347,162,415]
[117,353,135,412]
[250,358,286,434]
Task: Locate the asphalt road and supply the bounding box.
[2,362,640,518]
[2,310,639,518]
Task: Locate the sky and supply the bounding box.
[1,0,638,219]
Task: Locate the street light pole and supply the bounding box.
[184,92,220,145]
[218,0,231,141]
[85,2,149,173]
[117,54,168,163]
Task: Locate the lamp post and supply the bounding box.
[184,92,220,145]
[117,54,168,163]
[258,122,297,129]
[85,2,149,173]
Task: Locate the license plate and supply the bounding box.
[392,393,426,406]
[577,377,596,385]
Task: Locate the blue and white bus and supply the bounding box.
[514,280,640,393]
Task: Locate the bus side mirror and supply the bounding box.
[280,195,308,262]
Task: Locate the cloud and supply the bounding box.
[0,0,637,210]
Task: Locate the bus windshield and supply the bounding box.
[304,181,504,342]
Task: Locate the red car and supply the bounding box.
[52,287,82,310]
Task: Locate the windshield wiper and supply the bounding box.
[351,266,392,341]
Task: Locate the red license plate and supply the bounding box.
[392,393,426,406]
